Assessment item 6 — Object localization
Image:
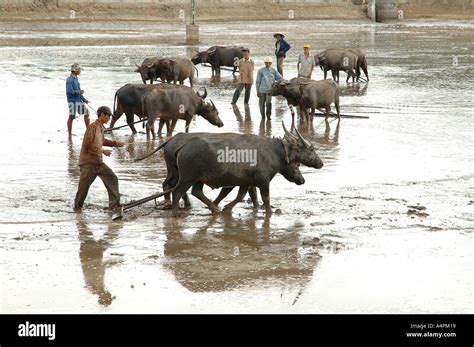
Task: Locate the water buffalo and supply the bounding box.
[315,48,358,83]
[110,83,175,134]
[191,46,244,76]
[134,57,161,84]
[135,131,307,214]
[270,78,340,121]
[142,85,223,139]
[345,48,369,82]
[155,57,197,87]
[165,124,322,216]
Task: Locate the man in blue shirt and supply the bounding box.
[256,56,282,120]
[66,63,89,135]
[274,32,291,77]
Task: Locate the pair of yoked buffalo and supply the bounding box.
[136,123,323,216]
[134,56,197,86]
[111,83,222,138]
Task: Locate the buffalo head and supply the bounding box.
[269,79,290,96]
[191,51,208,65]
[282,121,323,169]
[135,58,158,84]
[280,162,305,185]
[199,99,223,128]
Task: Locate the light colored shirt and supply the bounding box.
[256,66,282,93]
[297,53,315,78]
[237,58,255,84]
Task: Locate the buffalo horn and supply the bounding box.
[282,121,296,139]
[294,127,311,148]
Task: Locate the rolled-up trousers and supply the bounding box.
[74,163,120,209]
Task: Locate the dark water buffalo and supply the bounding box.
[110,83,175,133]
[315,48,358,83]
[134,57,161,84]
[270,78,340,121]
[192,46,244,76]
[136,132,305,212]
[163,125,322,216]
[142,85,223,138]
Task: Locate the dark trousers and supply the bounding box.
[232,83,252,104]
[74,163,120,209]
[259,93,272,119]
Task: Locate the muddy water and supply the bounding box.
[0,20,472,313]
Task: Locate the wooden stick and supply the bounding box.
[200,64,237,73]
[105,118,147,132]
[313,113,369,119]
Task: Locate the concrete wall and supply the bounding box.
[0,0,353,4]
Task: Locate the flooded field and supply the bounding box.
[0,19,472,313]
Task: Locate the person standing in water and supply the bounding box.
[256,56,282,120]
[297,43,315,79]
[74,106,124,212]
[231,48,255,105]
[66,63,89,135]
[274,32,291,77]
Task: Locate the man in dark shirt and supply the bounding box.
[274,32,291,77]
[66,63,89,135]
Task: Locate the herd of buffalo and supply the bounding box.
[110,45,369,216]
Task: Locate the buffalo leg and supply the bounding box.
[172,182,194,217]
[248,187,259,208]
[109,115,120,129]
[325,106,331,120]
[185,119,191,133]
[125,111,137,134]
[169,119,178,136]
[214,187,234,206]
[157,119,166,137]
[335,99,341,119]
[191,182,220,213]
[223,186,249,211]
[259,184,272,214]
[146,122,155,140]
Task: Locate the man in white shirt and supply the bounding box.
[297,43,315,79]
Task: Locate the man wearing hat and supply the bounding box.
[66,63,89,135]
[274,32,291,77]
[74,106,125,212]
[256,56,282,120]
[297,43,316,79]
[231,48,255,105]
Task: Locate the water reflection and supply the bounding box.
[339,82,368,97]
[232,104,253,134]
[298,118,340,147]
[162,214,320,292]
[259,118,272,137]
[67,137,80,179]
[76,215,122,306]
